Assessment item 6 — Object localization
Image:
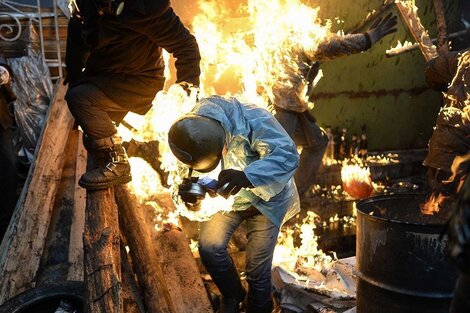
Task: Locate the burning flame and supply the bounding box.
[273,211,335,273]
[192,0,332,109]
[341,164,373,200]
[420,193,446,215]
[119,0,336,225]
[114,0,350,282]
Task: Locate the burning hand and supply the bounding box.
[366,13,398,45]
[217,169,252,197]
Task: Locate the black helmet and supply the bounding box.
[168,115,225,173]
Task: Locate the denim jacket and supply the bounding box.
[191,96,300,227]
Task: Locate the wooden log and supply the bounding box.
[0,81,73,305]
[83,187,123,313]
[433,0,449,53]
[114,185,175,313]
[120,241,145,313]
[68,131,87,281]
[395,1,438,61]
[155,224,213,313]
[36,129,80,285]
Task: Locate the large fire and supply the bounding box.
[117,0,342,273]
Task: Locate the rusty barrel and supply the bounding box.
[356,194,458,313]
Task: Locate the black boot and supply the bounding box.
[79,134,132,190]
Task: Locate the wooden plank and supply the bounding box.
[115,185,175,313]
[0,80,74,304]
[395,1,438,61]
[67,131,87,281]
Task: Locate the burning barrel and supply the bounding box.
[356,194,458,313]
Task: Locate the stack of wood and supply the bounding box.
[0,82,213,313]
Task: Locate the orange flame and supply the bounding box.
[341,164,373,199]
[420,193,446,215]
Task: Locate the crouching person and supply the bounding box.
[168,96,300,313]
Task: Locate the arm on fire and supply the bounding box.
[148,7,201,86]
[65,17,90,85]
[244,111,299,201]
[305,33,371,62]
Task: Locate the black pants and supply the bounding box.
[0,127,18,241]
[275,109,328,197]
[65,83,128,142]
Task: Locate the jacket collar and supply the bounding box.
[125,0,146,14]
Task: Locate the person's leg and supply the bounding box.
[65,84,131,189]
[274,108,299,139]
[294,116,328,197]
[244,208,280,313]
[199,211,246,312]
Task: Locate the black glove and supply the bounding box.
[366,13,398,45]
[177,81,199,98]
[217,169,252,197]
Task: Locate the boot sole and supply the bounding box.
[78,175,132,190]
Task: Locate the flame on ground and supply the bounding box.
[273,211,335,273]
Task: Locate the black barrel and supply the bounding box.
[356,194,458,313]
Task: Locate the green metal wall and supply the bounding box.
[309,0,461,151]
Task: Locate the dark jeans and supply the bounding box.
[65,83,128,142]
[198,207,279,311]
[275,109,328,197]
[0,127,18,241]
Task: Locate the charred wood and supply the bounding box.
[83,187,122,313]
[154,224,213,313]
[114,185,175,313]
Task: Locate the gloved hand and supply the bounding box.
[366,13,398,45]
[217,169,252,197]
[177,81,199,98]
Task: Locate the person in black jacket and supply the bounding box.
[65,0,201,190]
[0,63,18,240]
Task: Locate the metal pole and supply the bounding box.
[52,0,63,78]
[35,0,45,62]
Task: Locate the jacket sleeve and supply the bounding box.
[305,33,371,62]
[243,109,299,201]
[65,17,90,85]
[146,8,201,86]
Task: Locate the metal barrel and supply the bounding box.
[356,194,458,313]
